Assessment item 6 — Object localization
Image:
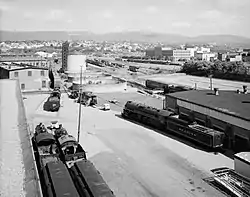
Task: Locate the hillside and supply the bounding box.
[1,31,250,46]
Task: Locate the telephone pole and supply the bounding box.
[77,65,83,143]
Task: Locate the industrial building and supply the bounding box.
[62,41,69,71]
[0,56,49,67]
[0,64,49,91]
[145,47,191,61]
[164,87,250,152]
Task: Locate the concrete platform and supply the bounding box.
[0,79,42,197]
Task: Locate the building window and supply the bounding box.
[21,83,25,90]
[36,62,39,66]
[41,70,45,76]
[42,80,46,88]
[28,71,32,76]
[14,72,18,77]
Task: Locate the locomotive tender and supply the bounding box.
[122,101,225,149]
[32,122,115,197]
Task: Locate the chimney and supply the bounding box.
[236,89,241,94]
[243,85,248,94]
[214,88,219,96]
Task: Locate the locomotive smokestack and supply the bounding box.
[214,88,219,96]
[243,85,248,94]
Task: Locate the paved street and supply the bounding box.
[23,92,234,197]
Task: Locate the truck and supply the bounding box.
[77,91,97,106]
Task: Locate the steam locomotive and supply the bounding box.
[43,88,61,112]
[32,122,115,197]
[122,101,225,149]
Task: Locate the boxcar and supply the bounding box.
[46,161,80,197]
[71,160,115,197]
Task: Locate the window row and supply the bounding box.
[14,70,45,77]
[21,81,47,90]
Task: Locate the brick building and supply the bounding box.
[164,87,250,152]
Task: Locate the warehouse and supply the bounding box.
[164,86,250,152]
[0,64,50,91]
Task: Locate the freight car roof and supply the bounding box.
[234,152,250,166]
[167,90,250,121]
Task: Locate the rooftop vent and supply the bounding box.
[214,88,219,96]
[243,85,248,94]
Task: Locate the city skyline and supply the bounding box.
[0,0,250,38]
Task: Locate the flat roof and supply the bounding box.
[0,57,46,62]
[234,152,250,165]
[0,65,48,71]
[167,89,250,121]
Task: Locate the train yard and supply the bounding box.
[19,84,235,197]
[2,58,250,196]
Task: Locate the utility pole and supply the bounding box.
[77,65,83,143]
[209,74,213,90]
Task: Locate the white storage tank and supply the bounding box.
[67,54,87,73]
[234,152,250,179]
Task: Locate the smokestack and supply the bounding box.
[214,88,219,96]
[243,85,248,94]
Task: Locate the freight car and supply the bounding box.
[42,161,80,197]
[33,122,115,197]
[32,124,62,196]
[122,101,225,149]
[69,160,115,197]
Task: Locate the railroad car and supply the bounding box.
[43,89,61,112]
[43,96,60,112]
[32,130,60,168]
[32,124,61,196]
[167,116,225,148]
[57,134,87,168]
[70,160,115,197]
[43,161,80,197]
[122,101,225,149]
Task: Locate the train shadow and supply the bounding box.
[115,114,229,156]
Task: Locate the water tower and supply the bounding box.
[65,53,87,83]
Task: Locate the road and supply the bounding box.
[23,91,234,197]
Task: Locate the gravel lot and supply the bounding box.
[23,92,233,197]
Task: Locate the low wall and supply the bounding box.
[16,81,43,197]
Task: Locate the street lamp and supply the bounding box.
[77,65,83,143]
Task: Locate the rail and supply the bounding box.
[211,168,250,197]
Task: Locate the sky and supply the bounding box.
[0,0,250,37]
